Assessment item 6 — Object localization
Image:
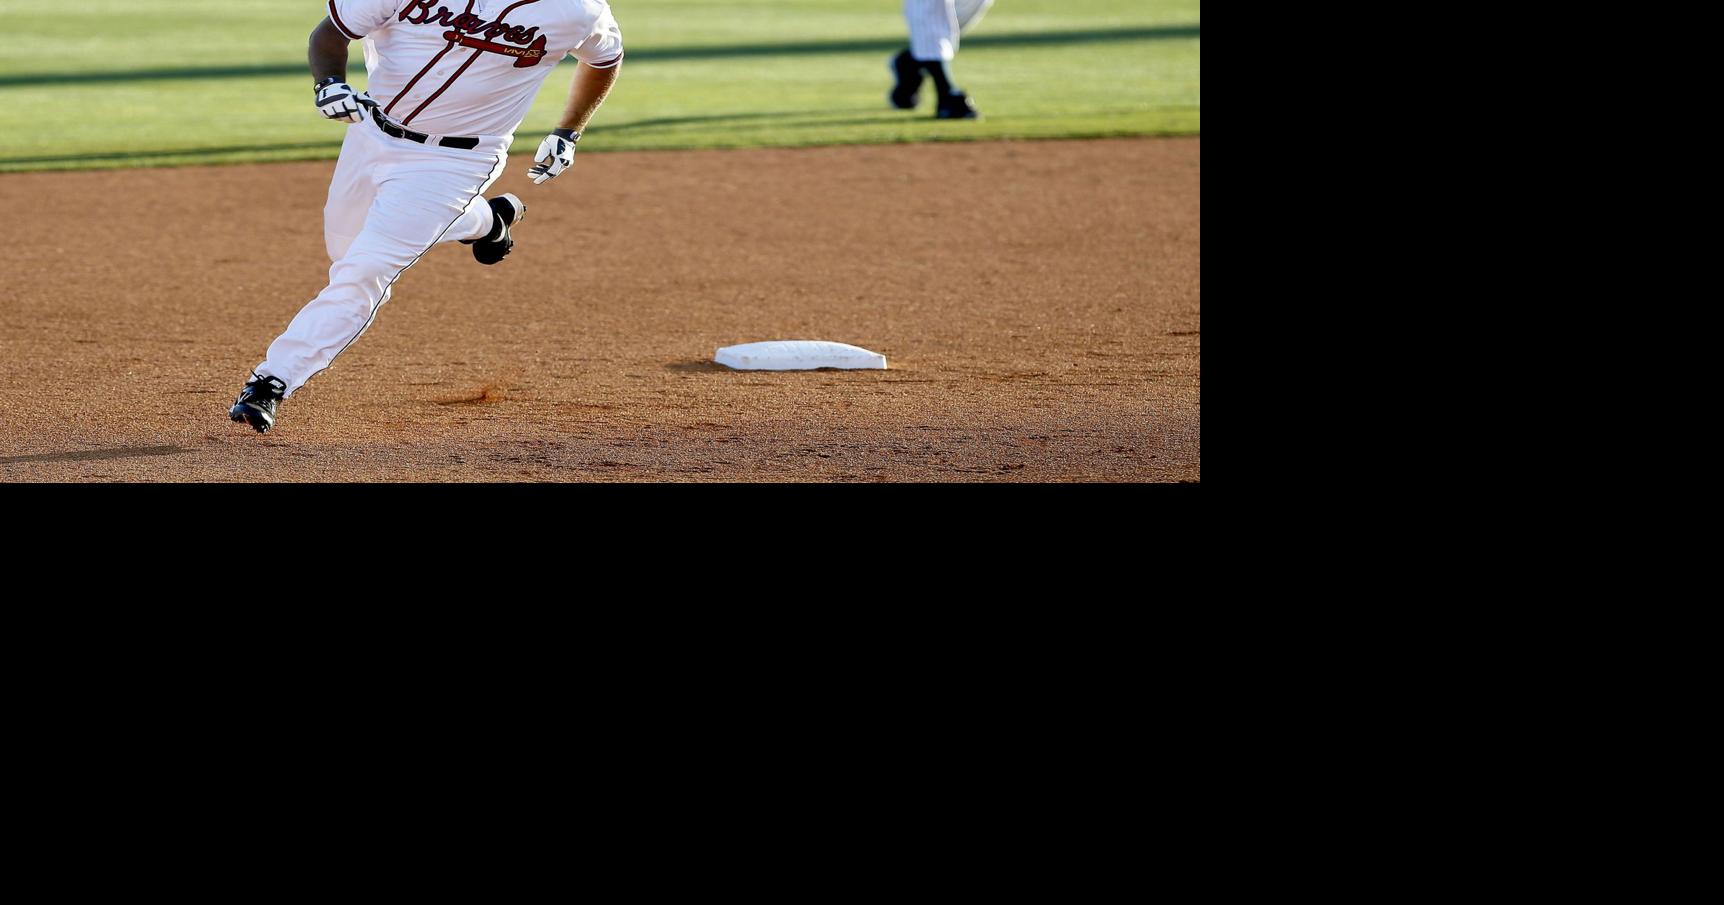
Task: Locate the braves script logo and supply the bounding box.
[398,0,549,68]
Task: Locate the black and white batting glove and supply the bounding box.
[529,129,580,185]
[315,78,377,124]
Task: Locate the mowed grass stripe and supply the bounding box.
[0,1,1199,172]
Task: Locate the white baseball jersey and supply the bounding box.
[905,0,994,62]
[250,1,624,398]
[329,0,623,138]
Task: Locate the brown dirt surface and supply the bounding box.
[0,137,1199,482]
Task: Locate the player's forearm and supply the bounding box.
[308,18,353,83]
[556,63,621,132]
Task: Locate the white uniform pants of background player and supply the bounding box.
[255,119,511,396]
[905,0,995,62]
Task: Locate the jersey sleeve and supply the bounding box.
[326,0,399,41]
[571,7,625,69]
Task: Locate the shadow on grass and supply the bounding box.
[607,108,882,132]
[613,103,1203,135]
[1,140,342,167]
[763,114,976,129]
[0,25,1201,87]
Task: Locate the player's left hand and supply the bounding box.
[529,129,580,184]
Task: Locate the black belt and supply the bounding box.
[371,108,480,150]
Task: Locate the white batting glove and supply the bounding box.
[315,78,377,124]
[529,129,580,184]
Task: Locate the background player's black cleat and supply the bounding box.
[229,374,287,433]
[889,50,923,109]
[464,194,526,265]
[936,92,980,120]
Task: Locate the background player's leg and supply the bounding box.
[893,0,944,109]
[905,1,979,118]
[905,0,960,63]
[255,147,506,396]
[922,59,958,98]
[889,47,924,109]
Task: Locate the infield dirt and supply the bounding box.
[0,137,1199,482]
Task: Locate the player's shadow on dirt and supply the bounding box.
[0,446,187,465]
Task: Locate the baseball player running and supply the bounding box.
[891,0,993,119]
[229,0,624,433]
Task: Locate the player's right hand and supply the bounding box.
[315,79,377,124]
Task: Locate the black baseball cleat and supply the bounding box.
[463,193,526,265]
[935,93,980,120]
[889,50,923,110]
[229,374,287,433]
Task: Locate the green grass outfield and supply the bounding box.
[0,0,1199,173]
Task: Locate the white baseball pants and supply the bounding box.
[905,0,995,62]
[256,118,511,396]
